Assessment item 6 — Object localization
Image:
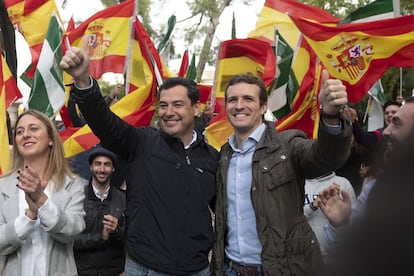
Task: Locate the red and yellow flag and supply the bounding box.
[205,38,276,150]
[247,0,340,138]
[67,0,135,79]
[6,0,59,78]
[0,51,22,175]
[275,37,321,139]
[290,14,414,103]
[62,16,159,158]
[249,0,340,48]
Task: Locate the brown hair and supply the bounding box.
[6,110,73,191]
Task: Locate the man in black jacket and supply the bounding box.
[61,36,219,275]
[74,146,126,276]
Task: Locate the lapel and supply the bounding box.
[0,173,20,222]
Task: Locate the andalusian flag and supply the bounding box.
[0,50,22,175]
[267,30,295,119]
[6,0,60,79]
[205,38,276,150]
[366,81,386,131]
[340,0,398,25]
[290,13,414,103]
[28,13,64,117]
[62,17,159,158]
[67,0,135,79]
[157,14,176,64]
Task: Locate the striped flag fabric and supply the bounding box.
[275,36,322,139]
[267,30,295,119]
[62,16,159,158]
[290,13,414,103]
[177,49,189,77]
[66,0,135,79]
[28,13,65,117]
[205,38,276,150]
[366,81,386,131]
[0,50,22,175]
[247,0,340,138]
[340,0,397,25]
[157,14,176,64]
[6,0,60,79]
[186,53,197,81]
[248,0,340,48]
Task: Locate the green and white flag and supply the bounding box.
[339,0,399,25]
[157,15,176,64]
[28,13,64,117]
[367,80,387,131]
[268,30,296,119]
[185,53,196,81]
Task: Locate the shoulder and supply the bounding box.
[64,175,88,191]
[0,173,18,194]
[277,129,308,141]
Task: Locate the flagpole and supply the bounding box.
[393,0,403,99]
[125,0,138,95]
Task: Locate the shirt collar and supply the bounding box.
[184,130,197,150]
[92,184,110,201]
[229,123,266,151]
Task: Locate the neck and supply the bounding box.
[92,181,110,200]
[23,157,49,182]
[181,130,195,147]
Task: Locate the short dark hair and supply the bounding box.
[157,77,199,105]
[404,96,414,104]
[224,74,268,107]
[383,100,402,112]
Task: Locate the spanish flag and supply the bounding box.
[62,16,159,158]
[67,0,135,79]
[290,13,414,103]
[248,0,340,48]
[205,38,276,150]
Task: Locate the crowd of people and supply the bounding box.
[1,33,413,276]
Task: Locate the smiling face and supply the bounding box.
[14,114,52,162]
[157,85,200,145]
[384,104,400,126]
[383,102,414,155]
[90,155,114,187]
[225,82,267,140]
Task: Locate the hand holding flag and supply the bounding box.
[60,35,91,88]
[318,69,347,118]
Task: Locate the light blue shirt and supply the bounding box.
[225,123,266,265]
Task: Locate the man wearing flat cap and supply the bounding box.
[74,146,126,276]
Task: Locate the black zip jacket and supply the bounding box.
[72,79,219,274]
[74,183,126,276]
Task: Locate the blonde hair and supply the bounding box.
[6,110,74,191]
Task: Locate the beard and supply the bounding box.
[382,129,414,169]
[92,173,111,186]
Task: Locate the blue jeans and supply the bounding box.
[224,264,263,276]
[125,255,211,276]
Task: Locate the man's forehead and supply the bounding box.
[398,102,414,121]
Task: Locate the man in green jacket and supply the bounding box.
[212,73,351,276]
